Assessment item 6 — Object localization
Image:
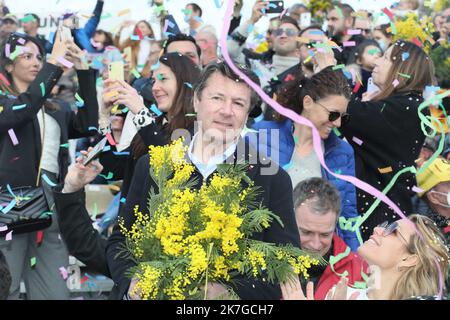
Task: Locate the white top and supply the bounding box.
[37,109,61,175]
[188,133,238,180]
[137,39,151,72]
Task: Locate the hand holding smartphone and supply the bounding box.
[266,1,284,14]
[83,137,108,166]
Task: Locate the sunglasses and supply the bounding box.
[274,28,298,37]
[377,221,413,252]
[315,101,349,122]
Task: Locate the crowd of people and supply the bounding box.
[0,0,449,300]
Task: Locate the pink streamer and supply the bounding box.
[8,129,18,146]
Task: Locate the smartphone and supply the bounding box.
[60,25,73,42]
[366,77,380,94]
[266,1,284,14]
[83,137,108,166]
[123,47,132,65]
[300,12,311,29]
[108,61,124,81]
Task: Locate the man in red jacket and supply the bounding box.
[293,178,368,299]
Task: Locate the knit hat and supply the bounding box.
[416,157,450,197]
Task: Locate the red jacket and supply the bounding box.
[314,233,368,300]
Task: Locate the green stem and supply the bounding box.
[203,243,214,300]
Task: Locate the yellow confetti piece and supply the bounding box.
[0,106,3,113]
[296,36,311,44]
[111,105,119,113]
[117,9,131,16]
[378,166,393,174]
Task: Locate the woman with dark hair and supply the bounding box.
[251,67,361,251]
[0,32,99,299]
[114,20,155,74]
[52,53,201,283]
[373,24,393,53]
[315,40,436,241]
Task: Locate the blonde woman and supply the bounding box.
[281,214,449,300]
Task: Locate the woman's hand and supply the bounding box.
[250,0,267,24]
[325,277,360,300]
[47,29,68,67]
[105,79,146,115]
[62,148,103,193]
[281,278,315,300]
[65,40,89,70]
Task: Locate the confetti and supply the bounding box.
[131,69,141,79]
[347,29,362,35]
[12,104,27,111]
[59,267,68,280]
[411,37,423,47]
[75,93,84,108]
[402,52,409,61]
[5,43,10,58]
[117,9,131,17]
[113,151,130,156]
[214,0,222,8]
[398,73,411,79]
[282,161,293,170]
[150,104,163,116]
[247,24,254,33]
[57,56,74,69]
[353,82,361,93]
[88,126,98,132]
[36,231,43,246]
[30,257,37,267]
[0,73,10,86]
[157,73,163,81]
[9,47,22,61]
[106,132,116,146]
[352,136,363,145]
[335,6,344,19]
[392,79,399,87]
[5,230,12,241]
[1,199,16,214]
[99,172,114,180]
[0,106,3,113]
[130,35,140,41]
[389,21,397,35]
[332,64,345,70]
[332,127,342,137]
[368,48,380,55]
[343,41,356,47]
[296,36,311,44]
[382,7,394,21]
[40,83,45,96]
[120,197,126,203]
[8,129,18,146]
[284,74,295,82]
[101,13,112,20]
[412,186,424,193]
[42,173,57,187]
[378,166,393,174]
[184,82,193,89]
[21,14,36,23]
[60,143,69,148]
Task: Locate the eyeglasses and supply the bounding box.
[274,28,298,37]
[315,101,349,122]
[377,221,413,252]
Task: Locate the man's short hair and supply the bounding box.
[279,15,301,31]
[163,33,202,58]
[328,3,355,20]
[293,178,341,215]
[194,60,261,113]
[187,3,202,17]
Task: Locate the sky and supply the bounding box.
[7,0,400,38]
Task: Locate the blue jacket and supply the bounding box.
[47,0,104,53]
[250,119,361,251]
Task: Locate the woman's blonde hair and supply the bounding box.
[391,214,449,300]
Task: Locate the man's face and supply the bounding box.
[186,4,200,23]
[22,19,38,34]
[295,199,336,257]
[93,33,106,49]
[273,22,299,56]
[0,19,18,37]
[166,40,200,66]
[354,17,372,38]
[266,19,280,49]
[327,9,347,37]
[194,72,251,145]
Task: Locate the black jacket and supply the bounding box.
[106,138,300,300]
[341,92,426,240]
[53,186,109,277]
[0,63,99,188]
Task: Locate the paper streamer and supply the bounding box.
[5,230,12,241]
[57,56,74,69]
[220,1,446,298]
[42,173,57,187]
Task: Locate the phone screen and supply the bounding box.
[108,61,124,81]
[83,137,108,166]
[266,1,284,14]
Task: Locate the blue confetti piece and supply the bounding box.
[151,61,160,71]
[103,145,111,152]
[164,32,175,37]
[113,151,130,156]
[184,82,193,89]
[12,104,27,111]
[150,104,163,117]
[268,2,277,8]
[49,31,55,44]
[214,0,222,8]
[120,197,126,203]
[402,52,409,61]
[254,113,264,123]
[42,174,57,187]
[184,15,190,23]
[282,162,293,170]
[168,21,175,28]
[1,199,16,214]
[194,16,203,23]
[247,24,255,33]
[130,35,140,41]
[96,275,107,281]
[75,101,84,108]
[342,69,352,80]
[6,184,15,197]
[88,126,98,132]
[310,30,324,35]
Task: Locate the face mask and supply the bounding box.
[430,190,450,208]
[376,39,387,52]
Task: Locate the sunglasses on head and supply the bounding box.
[315,101,349,122]
[274,28,298,37]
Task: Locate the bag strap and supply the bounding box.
[35,105,46,187]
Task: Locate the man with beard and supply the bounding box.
[326,3,365,65]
